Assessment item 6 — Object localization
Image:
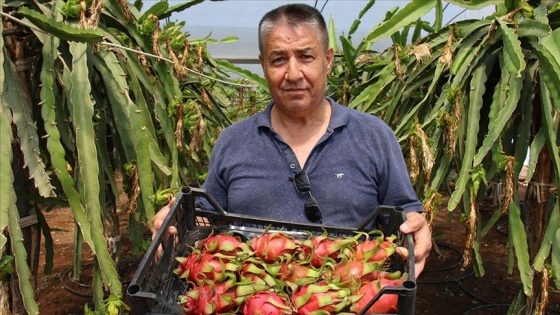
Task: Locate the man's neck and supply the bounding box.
[270,98,330,131]
[270,99,331,167]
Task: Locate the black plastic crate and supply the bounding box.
[127,186,417,315]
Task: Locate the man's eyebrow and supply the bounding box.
[269,47,315,56]
[296,47,314,54]
[268,49,287,56]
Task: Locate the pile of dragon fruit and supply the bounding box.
[175,229,406,315]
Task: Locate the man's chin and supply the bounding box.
[284,100,311,112]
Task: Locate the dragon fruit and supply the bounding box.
[196,231,248,256]
[248,232,299,263]
[352,234,398,263]
[292,281,360,314]
[180,279,240,314]
[174,248,200,281]
[242,291,294,315]
[325,260,382,285]
[180,281,220,314]
[278,261,322,292]
[240,258,281,289]
[350,278,404,314]
[176,250,239,286]
[308,231,358,268]
[180,276,266,314]
[324,259,403,287]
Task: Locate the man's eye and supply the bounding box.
[271,57,286,65]
[302,55,314,61]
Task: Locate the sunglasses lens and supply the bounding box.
[294,171,322,223]
[304,197,322,222]
[294,171,311,193]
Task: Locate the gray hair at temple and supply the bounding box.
[258,4,329,55]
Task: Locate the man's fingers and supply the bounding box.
[399,212,424,233]
[167,226,178,237]
[396,246,409,259]
[396,246,428,276]
[397,211,432,277]
[152,196,178,261]
[152,197,177,233]
[413,250,428,276]
[167,196,176,207]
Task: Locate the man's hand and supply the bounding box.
[152,197,178,257]
[396,211,431,277]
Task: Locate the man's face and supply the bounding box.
[259,22,334,113]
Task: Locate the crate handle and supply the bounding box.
[356,205,405,231]
[181,186,228,230]
[357,280,417,315]
[356,206,417,284]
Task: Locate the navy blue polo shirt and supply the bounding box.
[200,98,422,228]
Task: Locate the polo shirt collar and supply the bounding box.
[326,97,350,130]
[256,97,350,130]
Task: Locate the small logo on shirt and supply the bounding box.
[335,173,345,179]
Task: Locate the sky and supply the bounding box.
[161,0,496,73]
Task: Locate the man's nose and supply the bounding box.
[285,59,303,81]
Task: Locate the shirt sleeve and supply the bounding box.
[199,133,229,212]
[378,125,424,213]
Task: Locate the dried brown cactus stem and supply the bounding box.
[463,166,486,269]
[175,101,184,153]
[408,134,419,185]
[416,124,434,194]
[534,267,549,315]
[501,156,515,214]
[462,196,477,268]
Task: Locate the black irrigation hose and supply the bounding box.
[415,243,497,314]
[61,258,137,298]
[418,243,560,315]
[417,268,476,285]
[422,242,464,273]
[462,303,511,314]
[456,277,494,305]
[417,242,475,285]
[463,303,560,315]
[61,264,95,298]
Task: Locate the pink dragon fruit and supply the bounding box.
[278,261,322,293]
[325,260,402,286]
[196,232,248,256]
[174,248,201,281]
[308,231,358,268]
[180,280,241,314]
[291,281,360,314]
[239,258,281,289]
[352,234,398,263]
[325,260,379,285]
[180,276,266,314]
[175,250,239,286]
[248,232,299,263]
[242,291,294,315]
[350,278,404,314]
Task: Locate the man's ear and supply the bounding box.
[326,48,334,72]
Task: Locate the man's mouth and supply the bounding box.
[284,88,306,94]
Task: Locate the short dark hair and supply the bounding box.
[258,3,329,54]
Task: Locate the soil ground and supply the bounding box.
[31,191,560,315]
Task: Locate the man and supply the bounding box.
[154,3,431,275]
